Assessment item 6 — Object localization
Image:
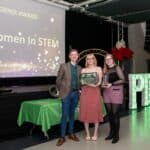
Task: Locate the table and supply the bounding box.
[17,98,106,139]
[17,98,79,138]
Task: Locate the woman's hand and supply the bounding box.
[87,84,98,87]
[101,83,112,88]
[106,83,112,88]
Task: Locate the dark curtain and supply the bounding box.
[65,10,128,67]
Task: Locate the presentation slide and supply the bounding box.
[0,0,65,77]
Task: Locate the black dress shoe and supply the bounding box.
[112,136,119,144]
[105,135,113,140]
[105,132,114,140]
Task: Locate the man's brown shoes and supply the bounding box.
[68,134,79,142]
[56,134,79,146]
[56,138,65,146]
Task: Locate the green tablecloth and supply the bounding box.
[17,99,79,134]
[17,98,106,134]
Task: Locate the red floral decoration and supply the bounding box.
[112,41,134,61]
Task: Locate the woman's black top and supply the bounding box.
[105,65,125,85]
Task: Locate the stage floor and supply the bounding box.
[0,106,150,150]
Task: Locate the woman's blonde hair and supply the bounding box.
[85,53,97,67]
[103,53,116,74]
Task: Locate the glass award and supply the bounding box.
[80,72,98,85]
[102,74,109,87]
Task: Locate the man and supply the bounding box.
[56,49,81,146]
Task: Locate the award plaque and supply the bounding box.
[101,74,109,87]
[103,74,108,85]
[80,72,98,85]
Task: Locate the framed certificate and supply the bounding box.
[80,72,98,85]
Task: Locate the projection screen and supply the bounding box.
[0,0,65,77]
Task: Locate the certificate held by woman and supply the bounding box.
[80,72,98,85]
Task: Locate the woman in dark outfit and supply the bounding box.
[102,53,125,144]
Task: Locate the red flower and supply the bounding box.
[122,47,133,59]
[112,47,123,61]
[112,47,133,61]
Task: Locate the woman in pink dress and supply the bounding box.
[79,54,103,141]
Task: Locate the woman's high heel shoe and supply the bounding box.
[85,136,91,141]
[91,136,97,141]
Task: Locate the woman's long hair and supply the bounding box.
[103,53,116,74]
[85,53,97,67]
